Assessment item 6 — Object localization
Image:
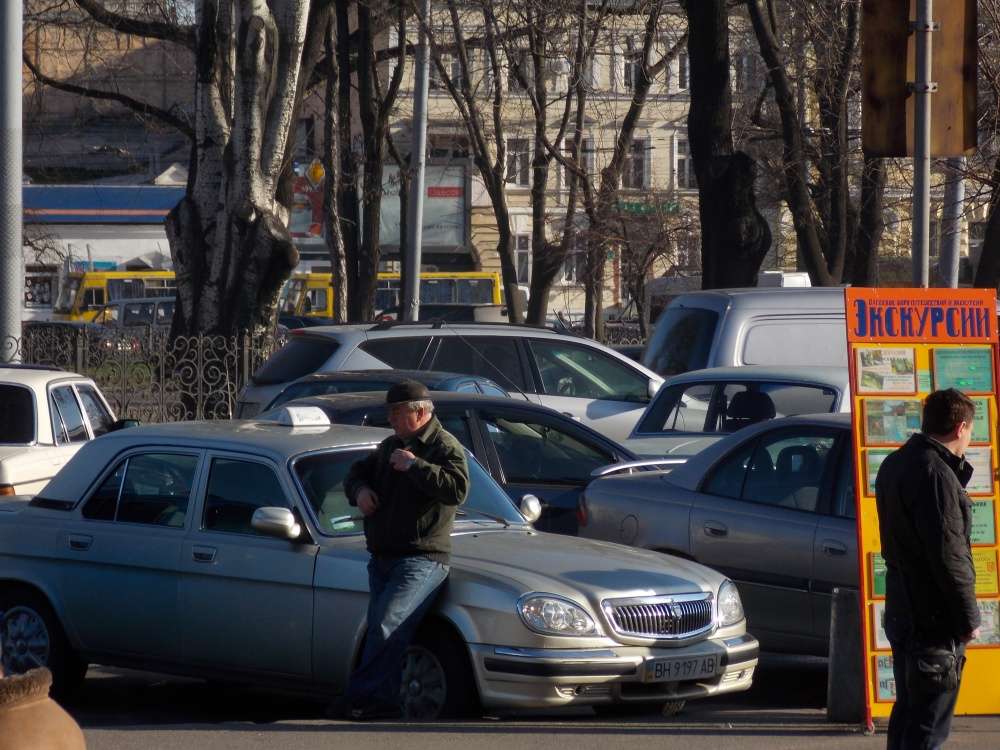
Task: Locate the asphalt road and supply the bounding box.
[68,654,1000,749]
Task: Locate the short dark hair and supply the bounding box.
[921,388,976,436]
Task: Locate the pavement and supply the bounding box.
[70,654,1000,749]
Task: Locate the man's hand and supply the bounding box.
[960,627,981,644]
[390,449,416,471]
[356,486,380,517]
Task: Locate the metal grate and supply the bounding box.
[604,595,713,639]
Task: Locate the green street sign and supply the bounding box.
[615,200,680,215]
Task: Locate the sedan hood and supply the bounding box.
[449,527,723,606]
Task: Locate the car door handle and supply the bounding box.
[822,540,848,557]
[192,546,217,563]
[68,534,92,551]
[703,521,728,538]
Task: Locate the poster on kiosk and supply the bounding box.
[845,288,1000,721]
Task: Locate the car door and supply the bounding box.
[812,435,860,641]
[57,450,199,660]
[476,408,620,535]
[177,453,319,678]
[524,338,652,441]
[689,426,840,651]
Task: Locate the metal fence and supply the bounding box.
[8,324,283,423]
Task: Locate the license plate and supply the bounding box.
[643,655,718,683]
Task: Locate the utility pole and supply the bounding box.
[911,0,935,288]
[939,157,965,288]
[402,0,431,322]
[1,0,24,360]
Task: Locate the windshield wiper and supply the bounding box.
[455,507,511,528]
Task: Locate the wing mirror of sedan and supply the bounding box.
[108,418,141,432]
[519,494,543,524]
[647,379,660,401]
[251,507,302,541]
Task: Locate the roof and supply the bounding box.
[23,185,185,225]
[294,369,491,385]
[0,366,89,389]
[664,412,853,492]
[669,286,847,312]
[664,365,849,389]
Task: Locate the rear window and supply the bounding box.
[742,321,847,367]
[643,307,718,377]
[359,337,431,368]
[0,384,35,443]
[252,336,339,385]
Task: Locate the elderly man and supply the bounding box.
[332,380,469,721]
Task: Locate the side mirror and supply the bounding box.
[648,379,661,401]
[519,494,542,524]
[251,506,302,540]
[108,418,141,432]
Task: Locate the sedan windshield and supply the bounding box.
[294,448,525,536]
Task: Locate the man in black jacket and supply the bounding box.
[875,388,981,749]
[331,380,469,721]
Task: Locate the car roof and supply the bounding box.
[664,412,853,492]
[669,286,846,312]
[663,365,848,389]
[286,390,539,412]
[41,420,393,504]
[293,369,493,385]
[0,366,90,388]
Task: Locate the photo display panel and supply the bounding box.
[845,288,1000,720]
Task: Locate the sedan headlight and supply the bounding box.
[717,580,745,627]
[517,594,600,636]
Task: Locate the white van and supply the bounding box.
[642,287,848,377]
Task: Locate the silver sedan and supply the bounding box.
[0,411,758,718]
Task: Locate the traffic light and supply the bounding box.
[861,0,976,157]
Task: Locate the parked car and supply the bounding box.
[0,413,758,717]
[91,297,175,329]
[237,322,664,441]
[376,303,511,322]
[264,369,509,412]
[625,366,850,458]
[643,287,848,378]
[0,365,132,496]
[579,413,856,656]
[261,392,639,535]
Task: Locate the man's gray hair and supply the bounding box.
[406,399,434,414]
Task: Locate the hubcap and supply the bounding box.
[400,645,447,719]
[1,606,51,675]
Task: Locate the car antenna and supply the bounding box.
[440,322,533,402]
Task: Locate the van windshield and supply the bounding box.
[643,307,718,376]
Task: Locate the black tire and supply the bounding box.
[594,699,685,717]
[401,625,480,719]
[0,587,87,700]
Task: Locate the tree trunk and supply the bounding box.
[337,0,362,319]
[850,155,886,286]
[684,0,771,289]
[974,154,1000,288]
[323,10,347,322]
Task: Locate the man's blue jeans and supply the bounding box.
[346,555,449,710]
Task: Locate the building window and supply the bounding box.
[622,139,648,190]
[624,51,644,92]
[506,138,531,187]
[430,55,463,92]
[675,137,694,189]
[561,237,587,284]
[515,235,531,284]
[677,48,689,91]
[508,49,530,92]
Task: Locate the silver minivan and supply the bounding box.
[642,287,848,378]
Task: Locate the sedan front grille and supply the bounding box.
[602,594,714,640]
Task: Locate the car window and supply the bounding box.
[50,386,89,443]
[741,432,837,513]
[482,415,613,484]
[478,382,509,398]
[203,458,289,535]
[0,384,35,444]
[636,382,715,433]
[76,385,114,437]
[528,339,648,403]
[116,453,198,527]
[295,448,523,535]
[431,337,528,392]
[438,413,475,452]
[764,383,838,416]
[156,300,175,325]
[83,453,198,527]
[643,306,718,376]
[454,380,479,393]
[702,441,756,499]
[359,338,431,369]
[833,449,856,519]
[252,336,339,385]
[123,302,155,326]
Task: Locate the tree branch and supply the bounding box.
[73,0,196,49]
[23,53,193,139]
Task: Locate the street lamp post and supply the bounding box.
[1,0,24,360]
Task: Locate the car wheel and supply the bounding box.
[0,588,87,699]
[401,627,479,719]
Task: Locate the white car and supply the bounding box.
[0,365,127,496]
[236,323,663,442]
